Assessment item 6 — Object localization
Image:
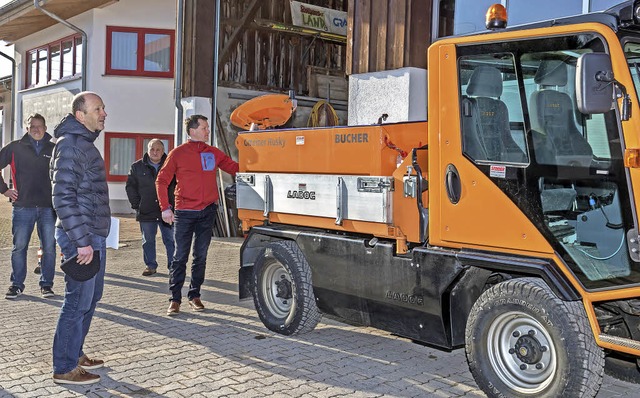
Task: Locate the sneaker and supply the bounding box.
[78,354,104,370]
[142,267,157,276]
[167,301,180,316]
[34,265,41,275]
[53,366,100,385]
[41,286,55,298]
[5,286,22,299]
[188,297,205,312]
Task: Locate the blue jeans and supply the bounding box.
[169,203,216,303]
[140,221,174,270]
[52,228,107,374]
[10,206,56,291]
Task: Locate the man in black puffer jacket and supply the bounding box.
[50,92,110,385]
[125,139,176,276]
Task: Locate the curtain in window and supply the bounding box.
[111,31,137,71]
[75,37,83,75]
[50,45,61,82]
[37,49,48,85]
[62,41,73,77]
[29,52,37,86]
[109,137,136,176]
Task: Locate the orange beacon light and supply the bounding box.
[486,4,508,30]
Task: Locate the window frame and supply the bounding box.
[25,33,82,88]
[104,132,174,182]
[105,26,175,78]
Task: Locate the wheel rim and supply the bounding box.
[260,259,294,319]
[486,311,557,394]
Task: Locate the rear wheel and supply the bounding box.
[465,277,604,398]
[252,240,321,335]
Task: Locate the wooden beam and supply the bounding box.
[388,0,406,69]
[371,0,387,71]
[346,0,355,75]
[218,0,262,66]
[407,0,430,69]
[356,0,370,74]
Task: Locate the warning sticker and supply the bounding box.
[489,165,507,179]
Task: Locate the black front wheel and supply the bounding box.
[252,240,321,335]
[465,277,604,398]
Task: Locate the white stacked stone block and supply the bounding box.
[348,67,427,126]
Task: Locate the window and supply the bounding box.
[508,0,582,26]
[439,0,627,37]
[456,34,638,289]
[106,26,175,78]
[105,132,174,182]
[26,34,82,88]
[457,35,611,167]
[591,0,626,11]
[459,54,529,164]
[520,49,610,165]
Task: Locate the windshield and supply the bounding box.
[624,42,640,102]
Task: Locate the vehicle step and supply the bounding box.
[599,334,640,350]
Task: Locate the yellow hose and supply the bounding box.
[307,100,340,127]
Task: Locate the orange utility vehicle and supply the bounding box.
[235,2,640,397]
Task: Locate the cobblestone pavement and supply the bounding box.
[0,200,637,397]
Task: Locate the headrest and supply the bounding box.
[534,60,567,86]
[466,66,503,97]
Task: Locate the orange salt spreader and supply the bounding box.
[230,92,297,131]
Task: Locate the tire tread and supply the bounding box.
[252,240,322,335]
[465,277,604,398]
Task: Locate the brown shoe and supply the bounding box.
[53,366,100,385]
[142,267,157,276]
[167,301,180,316]
[188,297,205,311]
[78,354,104,370]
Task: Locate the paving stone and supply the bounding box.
[0,201,636,397]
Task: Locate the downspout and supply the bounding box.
[212,0,231,237]
[211,0,220,148]
[174,0,184,145]
[34,0,87,92]
[0,52,15,141]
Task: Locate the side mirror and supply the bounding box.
[576,53,615,114]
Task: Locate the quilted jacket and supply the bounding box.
[50,114,111,248]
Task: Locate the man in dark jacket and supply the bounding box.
[125,139,175,276]
[50,92,110,385]
[0,113,57,299]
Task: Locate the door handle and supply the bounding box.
[445,164,461,204]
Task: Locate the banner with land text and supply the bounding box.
[289,1,347,37]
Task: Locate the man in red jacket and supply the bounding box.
[156,114,238,316]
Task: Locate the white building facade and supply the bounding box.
[2,0,177,212]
